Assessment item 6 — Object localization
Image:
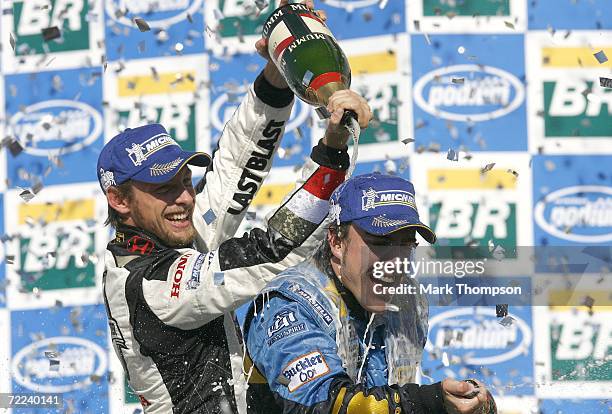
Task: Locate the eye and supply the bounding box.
[155,185,171,194]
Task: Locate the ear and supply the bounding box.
[107,187,131,215]
[328,227,345,261]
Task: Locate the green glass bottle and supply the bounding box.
[263,3,356,122]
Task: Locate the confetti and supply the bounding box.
[9,32,16,51]
[451,77,464,84]
[457,46,466,54]
[600,77,612,89]
[446,148,458,161]
[49,359,60,371]
[18,189,36,203]
[441,351,450,367]
[504,21,515,29]
[133,17,150,32]
[499,316,515,327]
[187,13,193,23]
[203,209,216,225]
[157,30,169,42]
[582,295,595,309]
[174,43,184,54]
[401,138,415,144]
[593,50,608,64]
[4,138,24,157]
[384,159,397,174]
[506,169,519,178]
[496,304,509,318]
[41,26,61,41]
[45,351,59,359]
[491,245,506,261]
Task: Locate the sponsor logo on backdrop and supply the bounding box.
[12,0,90,54]
[9,100,103,156]
[534,185,612,243]
[12,199,97,291]
[411,35,526,151]
[105,0,203,28]
[428,169,518,258]
[354,83,400,145]
[550,309,610,381]
[413,65,525,122]
[213,0,273,38]
[114,69,198,151]
[319,0,379,8]
[425,308,532,365]
[0,195,4,308]
[12,336,108,393]
[543,79,612,138]
[432,200,516,245]
[211,85,310,137]
[422,0,510,16]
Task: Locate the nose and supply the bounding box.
[175,185,194,206]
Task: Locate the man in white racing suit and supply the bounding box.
[97,42,372,413]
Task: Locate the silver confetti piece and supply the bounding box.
[18,189,36,203]
[593,50,608,64]
[45,351,59,359]
[49,359,60,371]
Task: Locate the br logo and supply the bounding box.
[12,0,90,54]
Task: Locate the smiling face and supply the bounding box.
[329,224,417,313]
[123,166,196,247]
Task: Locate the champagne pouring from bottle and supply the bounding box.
[260,0,362,176]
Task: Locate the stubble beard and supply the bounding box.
[132,206,196,248]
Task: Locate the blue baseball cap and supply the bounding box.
[329,173,436,243]
[97,124,210,193]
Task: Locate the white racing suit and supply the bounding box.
[102,73,350,413]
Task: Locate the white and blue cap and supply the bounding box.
[329,173,436,243]
[97,124,210,193]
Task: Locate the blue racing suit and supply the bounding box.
[243,258,446,414]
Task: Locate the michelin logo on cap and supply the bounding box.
[126,133,179,166]
[362,189,417,211]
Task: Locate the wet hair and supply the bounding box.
[313,222,350,274]
[104,181,133,228]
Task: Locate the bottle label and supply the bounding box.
[265,5,334,64]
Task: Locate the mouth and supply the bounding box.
[165,211,192,229]
[369,268,398,286]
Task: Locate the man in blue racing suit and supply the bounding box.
[244,173,496,414]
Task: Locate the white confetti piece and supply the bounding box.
[499,316,515,327]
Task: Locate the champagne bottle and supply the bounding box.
[263,3,356,124]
